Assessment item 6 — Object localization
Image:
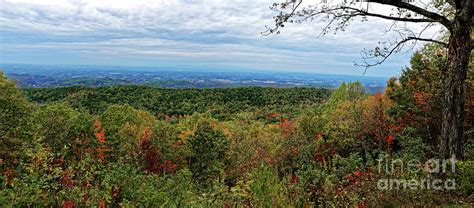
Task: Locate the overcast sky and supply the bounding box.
[0,0,443,77]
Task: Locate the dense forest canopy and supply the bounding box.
[1,41,473,206]
[22,86,331,120]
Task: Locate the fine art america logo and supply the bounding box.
[376,157,457,191]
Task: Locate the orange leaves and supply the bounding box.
[2,167,15,186]
[386,135,395,145]
[413,91,427,105]
[279,118,295,137]
[95,129,106,144]
[177,129,194,140]
[98,201,106,208]
[222,127,232,138]
[94,119,108,163]
[141,126,152,142]
[413,91,430,112]
[361,93,394,147]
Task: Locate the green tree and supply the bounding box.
[100,104,156,159]
[33,103,93,155]
[189,120,230,188]
[0,71,33,165]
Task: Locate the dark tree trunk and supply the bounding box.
[440,13,472,159]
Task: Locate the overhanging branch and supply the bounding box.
[371,0,452,29]
[356,36,448,70]
[410,37,448,47]
[336,6,437,23]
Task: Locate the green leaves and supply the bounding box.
[0,71,34,166]
[189,120,230,189]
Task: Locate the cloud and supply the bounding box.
[0,0,443,77]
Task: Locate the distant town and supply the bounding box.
[2,64,387,93]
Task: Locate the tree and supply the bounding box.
[189,120,230,188]
[100,104,156,159]
[266,0,473,159]
[34,103,93,154]
[0,71,33,165]
[386,44,447,150]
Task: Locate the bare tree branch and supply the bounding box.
[264,0,450,70]
[370,0,452,29]
[323,6,438,23]
[356,36,447,71]
[262,0,303,35]
[410,37,448,47]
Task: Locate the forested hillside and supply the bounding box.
[1,43,473,207]
[22,86,330,120]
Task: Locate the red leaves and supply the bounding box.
[361,93,395,149]
[94,119,108,163]
[315,131,324,141]
[60,170,74,188]
[62,200,73,208]
[140,134,161,174]
[159,160,178,174]
[98,201,106,208]
[345,170,371,186]
[141,127,152,142]
[267,112,281,121]
[386,135,395,145]
[413,91,428,106]
[357,201,367,208]
[279,118,295,137]
[140,127,177,174]
[2,167,15,186]
[287,173,300,203]
[314,153,325,162]
[313,139,337,163]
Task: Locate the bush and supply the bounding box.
[455,160,474,195]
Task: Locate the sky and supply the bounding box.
[0,0,443,77]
